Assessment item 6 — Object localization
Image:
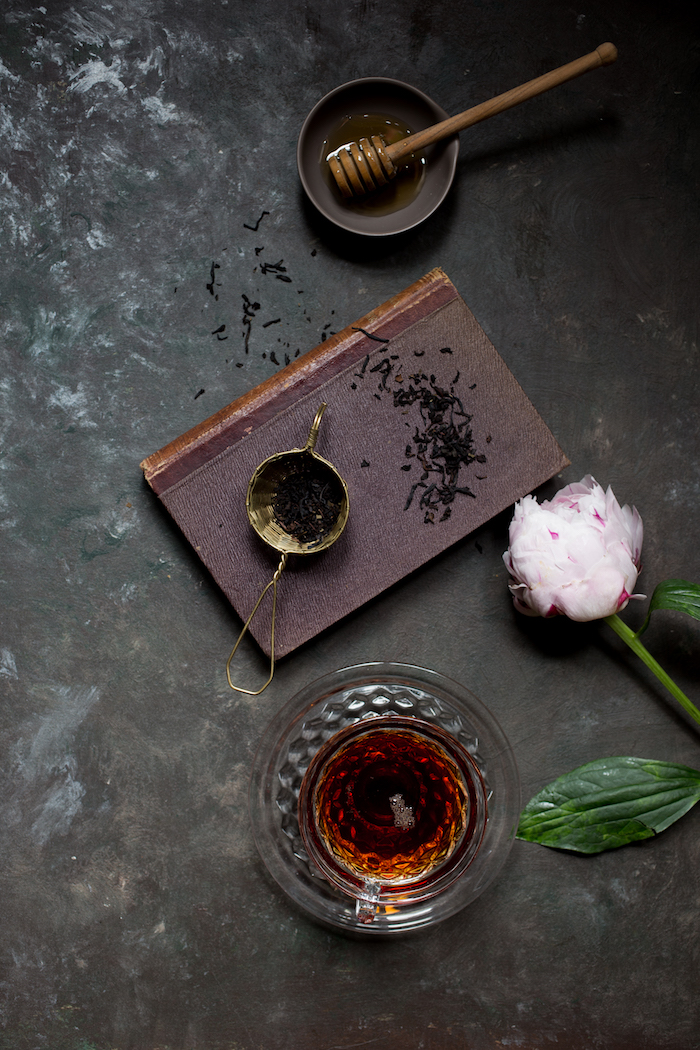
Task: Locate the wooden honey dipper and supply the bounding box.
[328,43,618,199]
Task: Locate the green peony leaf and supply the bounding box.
[517,757,700,853]
[636,578,700,637]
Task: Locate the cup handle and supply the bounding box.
[355,879,381,924]
[226,553,288,695]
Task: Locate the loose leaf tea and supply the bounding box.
[397,373,484,521]
[272,460,343,544]
[349,343,487,524]
[243,210,269,231]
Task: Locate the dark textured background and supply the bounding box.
[1,1,699,1047]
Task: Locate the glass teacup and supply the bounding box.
[298,714,488,923]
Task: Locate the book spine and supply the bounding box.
[141,268,457,495]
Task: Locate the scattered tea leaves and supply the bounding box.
[206,261,221,298]
[348,343,485,521]
[351,326,390,343]
[243,210,269,231]
[396,374,483,516]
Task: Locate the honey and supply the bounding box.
[321,111,426,216]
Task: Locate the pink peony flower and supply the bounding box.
[503,475,645,621]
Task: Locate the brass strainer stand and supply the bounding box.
[226,403,349,695]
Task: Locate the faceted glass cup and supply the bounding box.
[298,714,489,923]
[250,663,520,935]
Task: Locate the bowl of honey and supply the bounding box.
[297,78,459,236]
[249,663,520,935]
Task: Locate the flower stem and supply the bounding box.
[604,614,700,726]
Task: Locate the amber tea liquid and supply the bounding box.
[300,719,483,891]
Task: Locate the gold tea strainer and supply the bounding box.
[226,403,349,695]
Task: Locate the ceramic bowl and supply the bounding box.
[297,78,459,237]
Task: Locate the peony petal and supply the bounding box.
[552,566,628,620]
[503,475,645,621]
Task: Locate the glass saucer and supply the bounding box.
[249,662,520,935]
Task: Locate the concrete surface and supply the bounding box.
[1,1,699,1047]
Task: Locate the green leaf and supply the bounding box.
[636,578,700,637]
[517,757,700,853]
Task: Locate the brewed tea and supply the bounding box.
[299,716,486,898]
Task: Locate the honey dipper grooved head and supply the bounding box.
[328,135,397,198]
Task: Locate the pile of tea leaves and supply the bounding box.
[396,373,485,523]
[272,461,343,544]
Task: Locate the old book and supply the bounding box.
[141,268,569,657]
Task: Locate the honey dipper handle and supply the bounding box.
[386,42,618,165]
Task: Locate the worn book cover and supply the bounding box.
[141,268,569,657]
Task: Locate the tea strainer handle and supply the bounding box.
[303,402,327,453]
[226,553,288,695]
